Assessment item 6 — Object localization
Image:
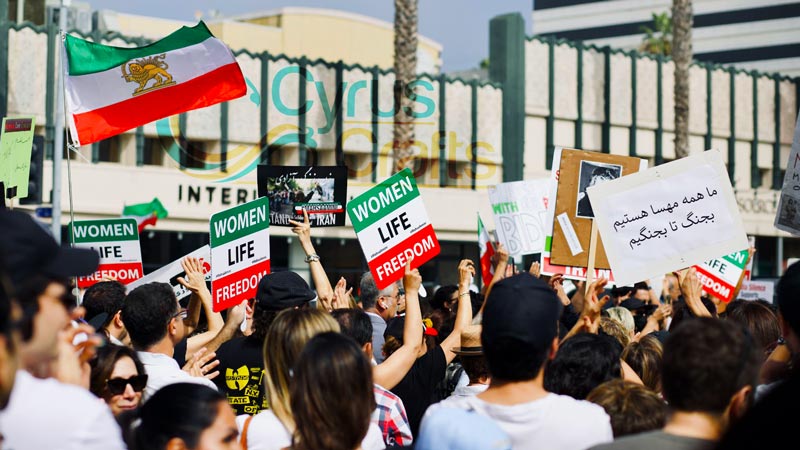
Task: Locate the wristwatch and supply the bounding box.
[305,253,321,263]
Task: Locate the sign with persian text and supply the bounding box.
[775,113,800,236]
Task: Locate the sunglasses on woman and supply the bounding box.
[106,374,148,395]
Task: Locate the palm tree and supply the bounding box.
[392,0,418,173]
[638,12,672,56]
[672,0,692,159]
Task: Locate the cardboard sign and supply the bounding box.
[694,249,749,302]
[70,218,144,288]
[347,168,440,289]
[587,150,749,286]
[738,280,775,303]
[775,112,800,236]
[488,179,550,258]
[210,197,271,312]
[551,149,647,269]
[126,246,211,301]
[257,165,347,227]
[0,117,35,199]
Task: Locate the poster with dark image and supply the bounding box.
[257,165,348,227]
[575,161,622,219]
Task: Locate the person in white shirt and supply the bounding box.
[423,274,613,450]
[122,282,217,401]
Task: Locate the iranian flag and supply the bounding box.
[478,214,495,286]
[63,22,246,146]
[123,198,169,232]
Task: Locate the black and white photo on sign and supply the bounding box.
[777,196,800,230]
[576,161,622,219]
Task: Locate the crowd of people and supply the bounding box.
[0,206,796,450]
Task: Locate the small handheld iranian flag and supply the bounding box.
[123,198,169,232]
[478,214,495,286]
[63,22,246,146]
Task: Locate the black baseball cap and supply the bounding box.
[620,298,646,311]
[482,273,563,351]
[0,210,99,286]
[255,271,316,311]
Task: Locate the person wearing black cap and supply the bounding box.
[213,271,316,416]
[423,273,613,450]
[0,210,125,449]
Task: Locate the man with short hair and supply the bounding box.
[122,282,217,400]
[83,280,129,346]
[361,272,400,363]
[591,318,760,450]
[424,273,613,450]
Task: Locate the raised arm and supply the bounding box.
[562,278,609,343]
[177,257,222,337]
[476,243,509,321]
[440,259,476,363]
[289,209,334,307]
[678,268,712,318]
[373,260,423,389]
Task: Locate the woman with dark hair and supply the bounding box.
[544,333,622,400]
[89,344,147,416]
[121,382,239,450]
[290,332,376,450]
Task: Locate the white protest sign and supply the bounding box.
[488,179,550,258]
[587,150,748,286]
[694,249,749,302]
[775,112,800,235]
[738,280,775,303]
[70,218,143,288]
[210,197,270,312]
[126,246,211,301]
[347,168,440,289]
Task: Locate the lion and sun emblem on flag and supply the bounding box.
[121,53,176,96]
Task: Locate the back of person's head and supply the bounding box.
[290,332,375,450]
[723,300,781,360]
[776,261,800,336]
[586,379,667,438]
[122,282,178,350]
[461,355,491,384]
[83,280,126,330]
[621,334,664,392]
[544,332,622,399]
[263,308,340,430]
[606,307,635,334]
[358,272,393,310]
[662,318,760,415]
[482,273,563,381]
[600,316,631,348]
[331,308,372,346]
[669,296,718,331]
[121,383,230,450]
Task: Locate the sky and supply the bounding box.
[87,0,533,73]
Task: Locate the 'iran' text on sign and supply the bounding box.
[210,197,270,312]
[348,169,440,289]
[70,218,144,288]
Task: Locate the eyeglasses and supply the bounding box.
[106,374,148,395]
[171,308,188,321]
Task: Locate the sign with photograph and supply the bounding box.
[126,246,211,301]
[588,150,749,286]
[0,117,35,199]
[70,218,144,288]
[210,197,271,312]
[488,179,550,258]
[347,169,440,289]
[257,165,347,227]
[551,149,648,269]
[775,113,800,236]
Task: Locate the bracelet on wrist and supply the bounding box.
[459,292,470,298]
[304,253,320,263]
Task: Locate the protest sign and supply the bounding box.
[126,246,211,301]
[488,179,549,258]
[738,280,775,303]
[258,165,347,227]
[775,112,800,235]
[551,149,647,269]
[587,149,749,286]
[210,197,270,312]
[347,168,440,289]
[0,117,35,199]
[70,218,144,288]
[694,249,749,302]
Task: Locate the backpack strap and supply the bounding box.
[240,415,254,450]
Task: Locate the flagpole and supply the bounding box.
[50,3,67,243]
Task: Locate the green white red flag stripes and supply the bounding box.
[63,21,246,146]
[693,249,749,302]
[348,169,440,289]
[478,214,495,286]
[122,198,169,232]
